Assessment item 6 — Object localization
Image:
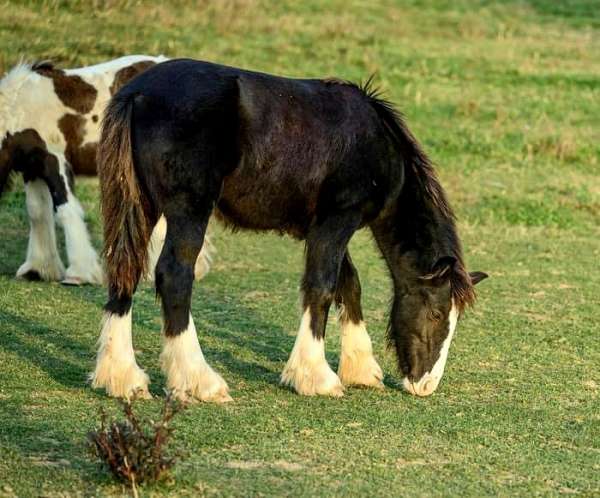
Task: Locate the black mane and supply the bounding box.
[355,79,476,311]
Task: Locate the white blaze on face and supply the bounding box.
[403,299,459,397]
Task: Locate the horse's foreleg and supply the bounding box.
[281,213,360,397]
[157,210,231,403]
[335,252,384,389]
[17,179,65,281]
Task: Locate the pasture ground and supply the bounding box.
[0,1,598,496]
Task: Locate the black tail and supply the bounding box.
[97,95,153,298]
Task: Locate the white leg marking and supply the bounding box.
[145,215,215,282]
[338,320,384,389]
[90,310,151,399]
[56,196,103,285]
[281,309,344,397]
[160,315,231,403]
[16,179,64,281]
[403,300,459,397]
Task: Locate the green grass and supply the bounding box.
[0,1,599,496]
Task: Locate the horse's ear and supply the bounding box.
[469,271,488,285]
[420,256,457,282]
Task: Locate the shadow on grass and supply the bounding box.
[0,309,92,390]
[0,398,114,492]
[131,284,293,395]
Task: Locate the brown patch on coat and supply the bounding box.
[109,61,157,96]
[0,129,47,193]
[0,129,68,206]
[34,65,97,114]
[58,114,98,175]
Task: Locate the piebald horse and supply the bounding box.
[92,59,487,401]
[0,55,212,284]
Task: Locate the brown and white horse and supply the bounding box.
[0,55,213,285]
[92,59,487,402]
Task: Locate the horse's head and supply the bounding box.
[388,255,488,397]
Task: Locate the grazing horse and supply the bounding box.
[91,59,487,401]
[0,55,213,284]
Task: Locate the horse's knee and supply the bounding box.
[304,287,335,310]
[155,256,194,335]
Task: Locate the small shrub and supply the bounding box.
[88,392,186,497]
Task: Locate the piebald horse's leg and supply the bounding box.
[54,157,104,285]
[17,179,65,281]
[335,252,384,389]
[157,209,230,403]
[281,213,360,397]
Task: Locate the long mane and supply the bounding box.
[358,78,476,311]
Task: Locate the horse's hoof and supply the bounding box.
[61,277,84,286]
[338,352,385,390]
[18,270,43,281]
[281,361,345,397]
[16,260,64,282]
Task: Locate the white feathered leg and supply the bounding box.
[90,309,151,399]
[54,157,103,285]
[281,309,344,396]
[160,314,231,403]
[337,320,384,389]
[16,179,65,281]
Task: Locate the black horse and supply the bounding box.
[91,59,487,402]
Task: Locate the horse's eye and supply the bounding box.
[430,310,443,322]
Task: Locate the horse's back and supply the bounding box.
[122,59,390,237]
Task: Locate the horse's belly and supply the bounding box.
[214,175,316,238]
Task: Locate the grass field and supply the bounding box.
[1,1,599,496]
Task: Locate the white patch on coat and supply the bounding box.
[160,315,231,403]
[54,154,103,285]
[281,309,344,396]
[16,179,64,281]
[64,55,168,145]
[1,55,168,147]
[337,320,384,388]
[90,310,151,399]
[403,300,459,397]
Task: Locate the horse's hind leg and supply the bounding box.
[335,252,384,389]
[91,290,151,399]
[281,213,360,397]
[17,179,64,281]
[157,208,231,403]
